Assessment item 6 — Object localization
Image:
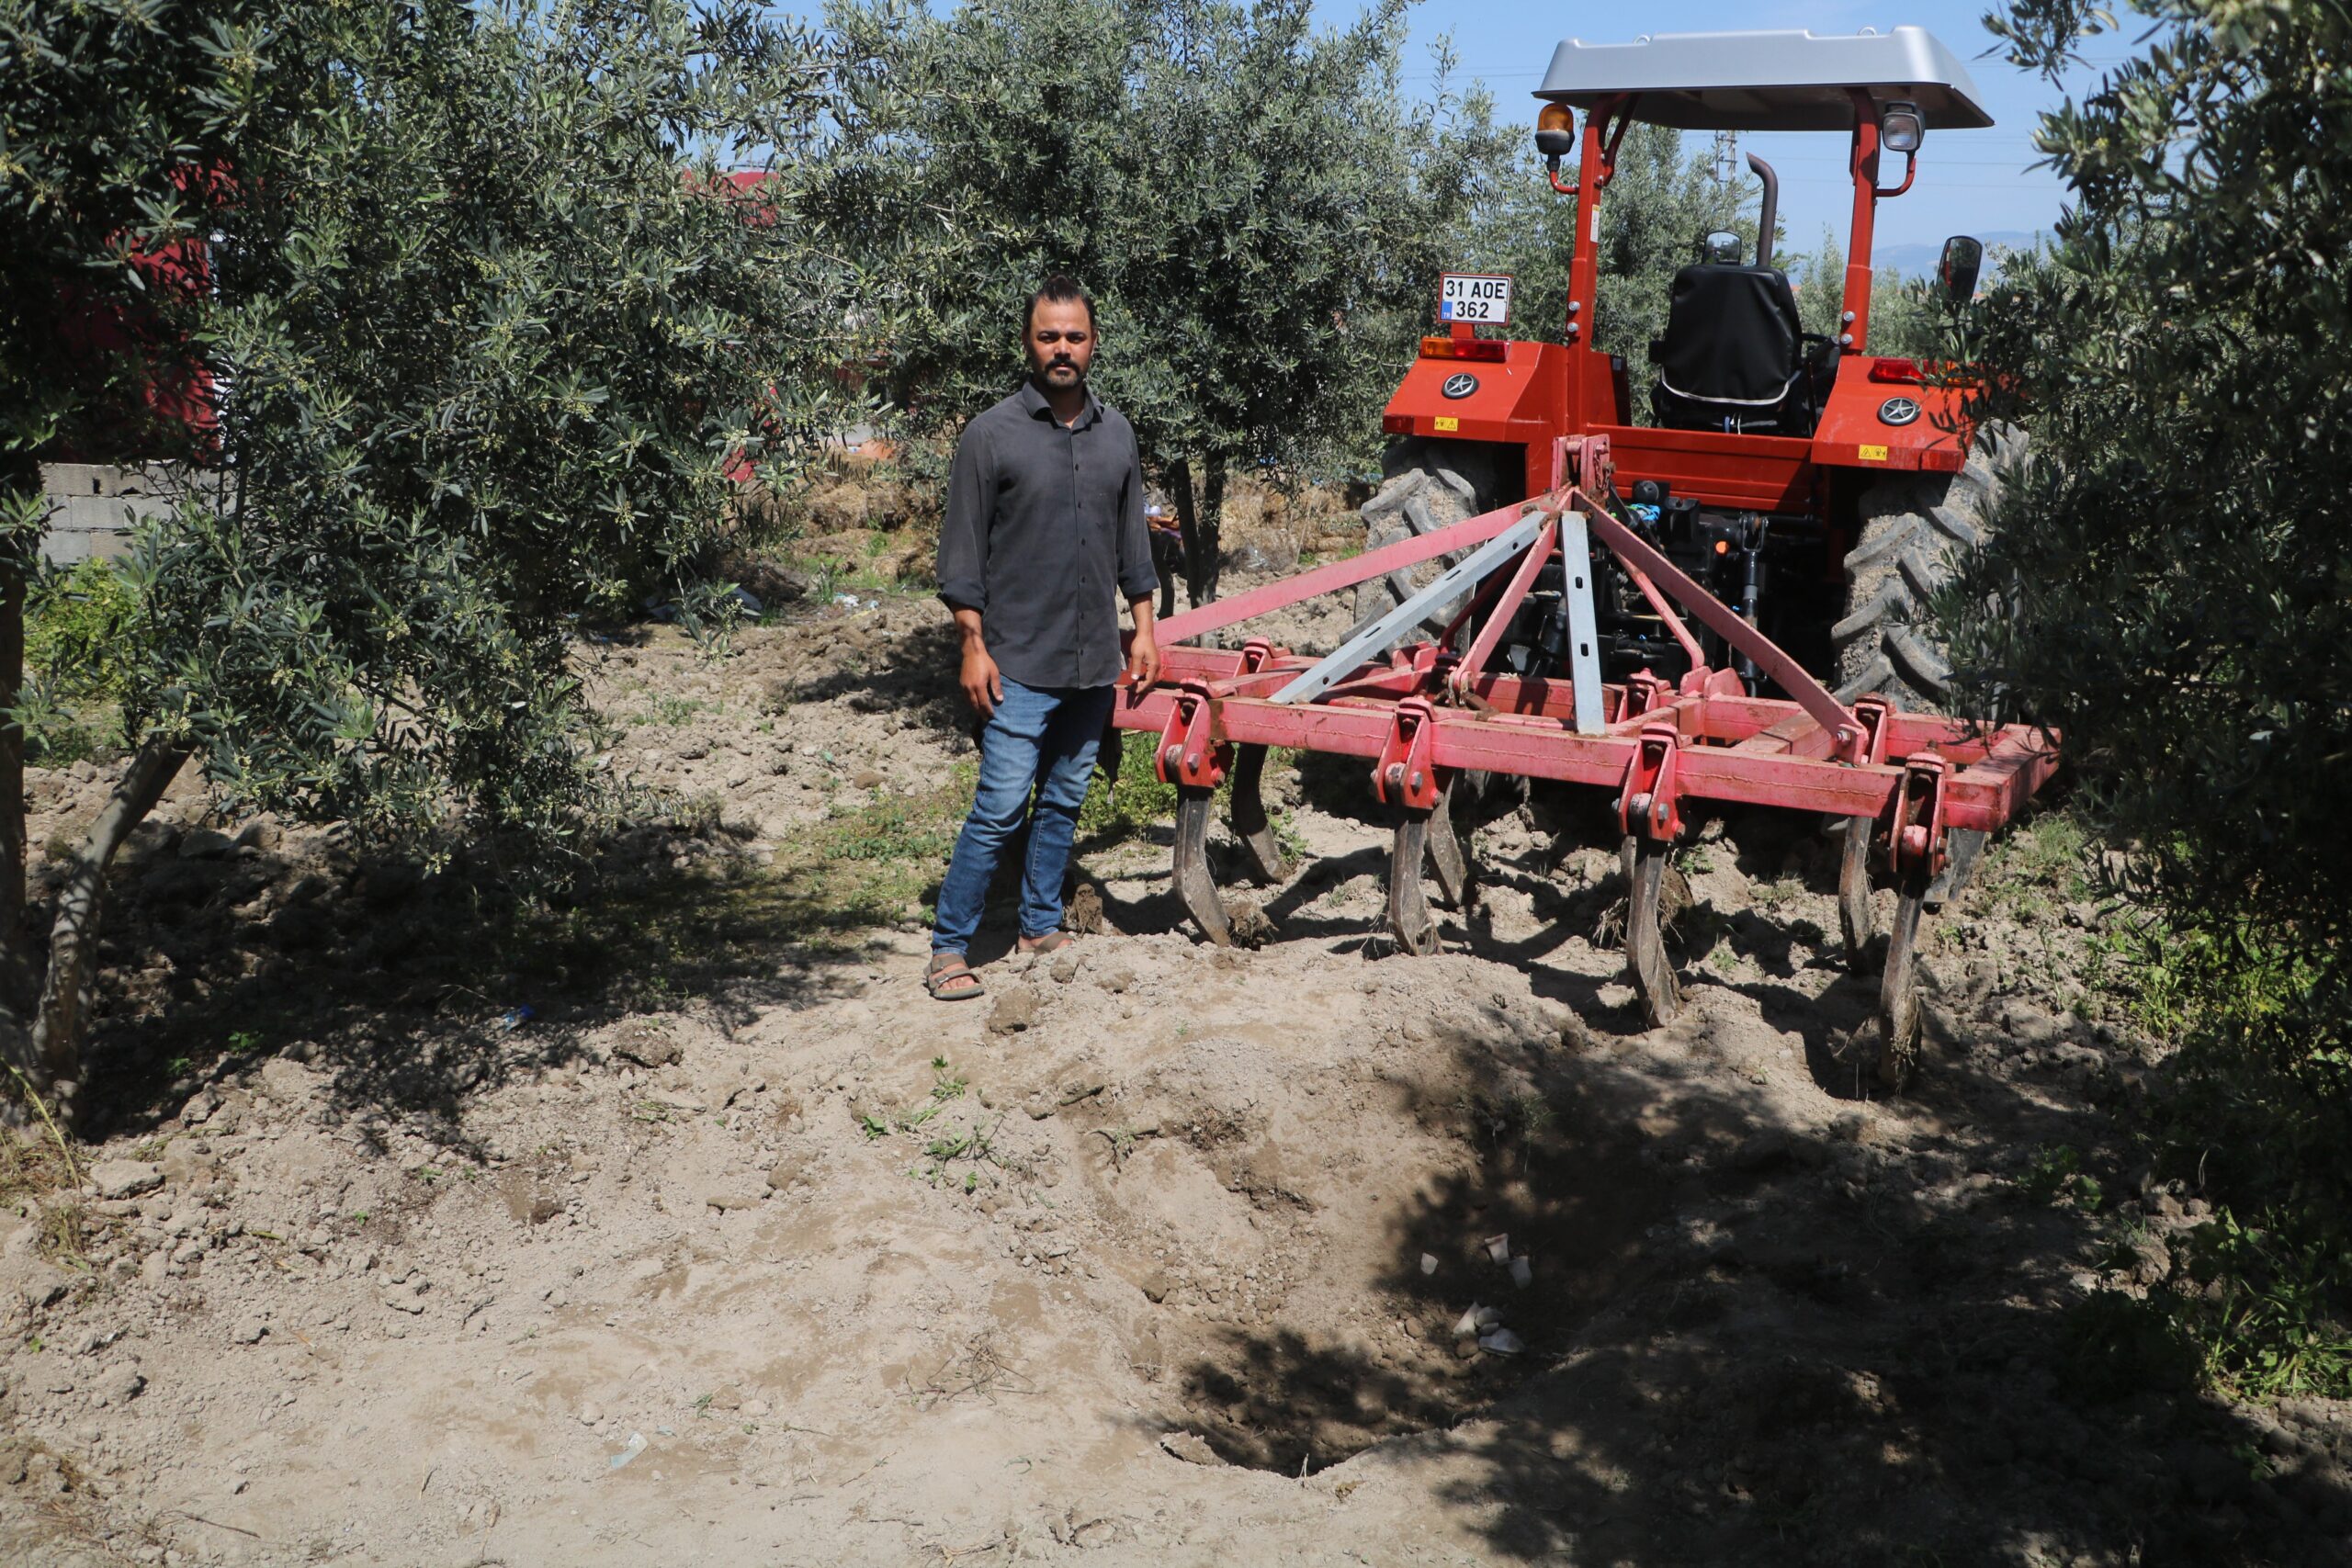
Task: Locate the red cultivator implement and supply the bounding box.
[1105,26,2060,1082]
[1112,436,2057,1082]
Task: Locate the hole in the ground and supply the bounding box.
[1171,1093,1683,1475]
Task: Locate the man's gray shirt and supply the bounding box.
[934,381,1157,691]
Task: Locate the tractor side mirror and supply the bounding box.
[1939,235,1984,304]
[1700,230,1742,265]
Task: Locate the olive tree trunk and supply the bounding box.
[4,739,187,1126]
[1168,452,1227,612]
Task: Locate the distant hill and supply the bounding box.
[1873,231,2044,278]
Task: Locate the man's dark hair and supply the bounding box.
[1025,274,1095,336]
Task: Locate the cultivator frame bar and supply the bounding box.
[1110,438,2058,1082]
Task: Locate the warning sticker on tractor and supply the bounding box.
[1433,417,1460,432]
[1858,444,1890,462]
[1438,274,1513,325]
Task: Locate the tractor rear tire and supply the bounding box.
[1349,439,1503,641]
[1833,423,2027,713]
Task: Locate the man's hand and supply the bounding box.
[1125,626,1161,690]
[1125,595,1161,690]
[952,607,1001,718]
[960,645,1004,718]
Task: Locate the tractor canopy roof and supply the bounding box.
[1534,26,1992,131]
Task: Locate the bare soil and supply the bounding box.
[3,581,2347,1567]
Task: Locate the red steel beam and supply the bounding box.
[1150,491,1559,648]
[1109,686,2055,831]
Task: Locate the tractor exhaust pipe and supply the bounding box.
[1747,152,1779,268]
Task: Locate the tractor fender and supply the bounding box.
[1809,355,1973,476]
[1380,340,1569,454]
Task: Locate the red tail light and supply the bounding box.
[1869,357,1927,383]
[1420,336,1508,362]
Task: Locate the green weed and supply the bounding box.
[1974,808,2094,919]
[2171,1213,2352,1397]
[832,799,953,863]
[2017,1144,2104,1212]
[1078,730,1179,840]
[21,558,138,765]
[647,694,715,727]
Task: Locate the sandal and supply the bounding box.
[924,952,985,1001]
[1017,931,1074,955]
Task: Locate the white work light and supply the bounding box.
[1880,100,1925,153]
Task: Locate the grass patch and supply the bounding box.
[2072,898,2352,1401]
[20,558,136,765]
[1079,730,1180,840]
[782,765,972,916]
[1973,807,2096,919]
[1078,734,1302,848]
[645,694,717,727]
[0,1117,77,1216]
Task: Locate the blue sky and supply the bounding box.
[1312,0,2128,253]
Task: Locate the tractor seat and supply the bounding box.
[1648,264,1826,437]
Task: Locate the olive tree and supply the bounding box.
[1941,0,2352,1378]
[813,0,1507,605]
[1789,229,1947,359]
[2,0,844,1125]
[0,0,265,1044]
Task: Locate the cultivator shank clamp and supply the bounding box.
[1153,682,1227,791]
[1372,698,1444,812]
[1113,470,2058,1082]
[1617,723,1684,841]
[1890,752,1951,881]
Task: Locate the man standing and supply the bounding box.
[925,276,1159,1001]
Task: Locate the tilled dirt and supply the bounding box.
[3,588,2347,1567]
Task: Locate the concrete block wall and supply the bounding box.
[36,463,195,567]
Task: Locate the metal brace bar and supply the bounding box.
[1560,510,1606,735]
[1452,515,1558,694]
[1271,513,1547,705]
[1573,488,1862,760]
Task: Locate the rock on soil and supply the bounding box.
[84,1161,161,1201]
[986,986,1040,1035]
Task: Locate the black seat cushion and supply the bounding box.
[1650,264,1815,435]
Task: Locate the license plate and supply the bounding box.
[1438,273,1513,325]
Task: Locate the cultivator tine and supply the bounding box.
[1387,807,1441,956]
[1925,827,1986,907]
[1875,871,1930,1087]
[1173,785,1231,947]
[1227,744,1290,885]
[1624,835,1682,1027]
[1424,778,1472,910]
[1838,814,1877,965]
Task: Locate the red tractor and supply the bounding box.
[1356,25,2011,719]
[1110,28,2057,1082]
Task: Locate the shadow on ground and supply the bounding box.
[1092,776,2349,1564]
[1166,970,2350,1567]
[75,827,883,1150]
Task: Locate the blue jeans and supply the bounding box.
[932,678,1115,953]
